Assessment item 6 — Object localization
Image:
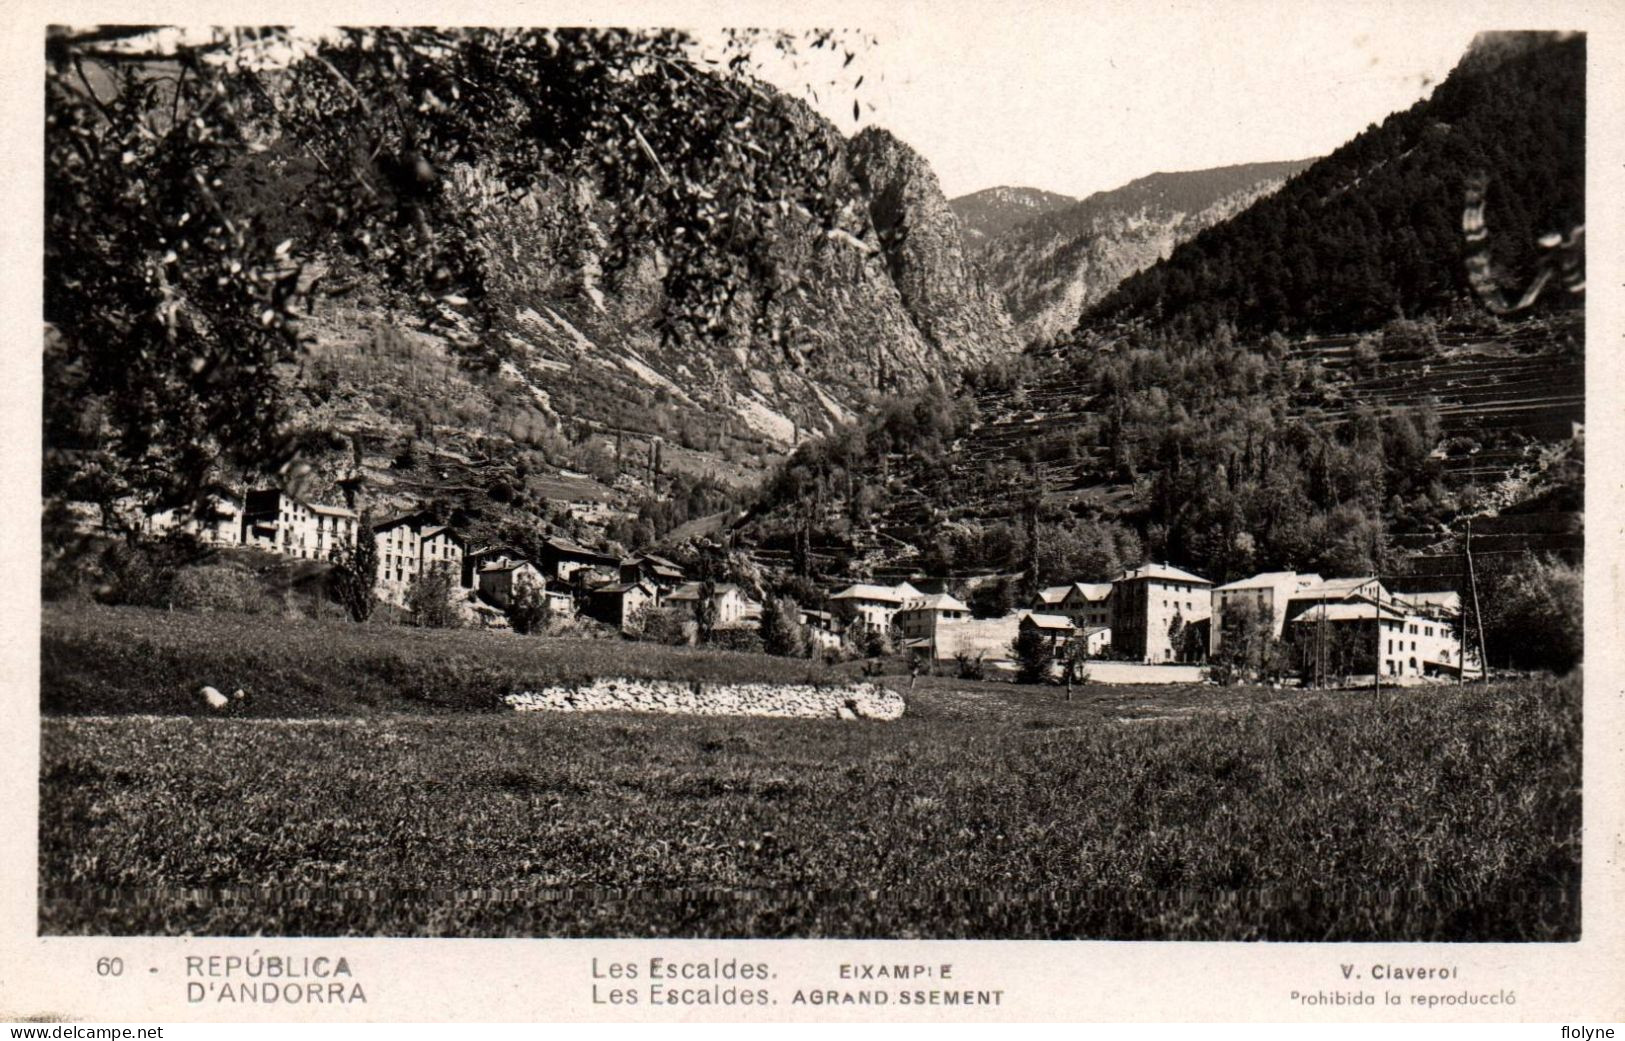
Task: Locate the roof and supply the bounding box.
[1022,612,1077,632]
[1214,571,1302,592]
[1302,576,1382,598]
[542,536,618,562]
[1291,601,1406,623]
[306,501,357,518]
[420,526,466,545]
[1037,585,1071,606]
[666,581,743,602]
[898,592,970,614]
[1064,581,1113,602]
[829,581,923,604]
[374,510,437,531]
[479,558,538,574]
[1397,590,1461,615]
[1117,562,1212,586]
[593,581,654,596]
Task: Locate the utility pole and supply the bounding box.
[1464,520,1489,683]
[1372,593,1381,699]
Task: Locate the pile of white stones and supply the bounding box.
[503,678,905,720]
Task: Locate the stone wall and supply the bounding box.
[503,679,905,720]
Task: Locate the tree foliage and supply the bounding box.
[1011,625,1053,684]
[506,578,551,636]
[1082,34,1584,339]
[759,595,808,657]
[1210,598,1286,685]
[1469,553,1582,674]
[407,562,463,628]
[45,25,870,515]
[328,518,378,622]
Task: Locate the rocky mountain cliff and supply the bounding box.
[846,127,1020,363]
[948,185,1076,247]
[270,90,1021,546]
[966,160,1311,345]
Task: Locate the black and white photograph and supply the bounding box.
[28,5,1597,968]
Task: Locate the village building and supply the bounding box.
[666,582,757,628]
[798,608,843,653]
[585,579,657,631]
[1074,625,1112,657]
[1211,571,1325,653]
[374,512,467,604]
[893,592,972,656]
[193,490,245,545]
[1284,575,1389,618]
[537,536,621,587]
[421,526,465,576]
[1289,593,1467,681]
[1020,611,1077,653]
[619,554,686,597]
[241,489,357,561]
[134,487,246,545]
[1036,581,1114,632]
[1110,562,1213,663]
[541,580,577,618]
[475,555,546,612]
[826,581,925,635]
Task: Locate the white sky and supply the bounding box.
[729,3,1482,200]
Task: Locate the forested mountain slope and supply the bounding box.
[1079,32,1585,338]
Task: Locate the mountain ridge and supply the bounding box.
[962,159,1312,345]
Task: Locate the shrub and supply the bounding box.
[95,536,203,608]
[1011,626,1053,685]
[505,581,550,636]
[955,651,987,681]
[709,628,765,655]
[407,564,464,629]
[1381,316,1441,358]
[169,565,273,615]
[759,596,808,657]
[859,625,892,659]
[637,606,693,646]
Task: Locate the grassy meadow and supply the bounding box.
[39,605,1580,939]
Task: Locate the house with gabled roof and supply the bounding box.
[619,553,685,595]
[585,579,657,631]
[1211,570,1324,654]
[826,581,924,635]
[475,555,545,612]
[666,581,756,628]
[538,535,621,586]
[1047,581,1114,632]
[893,591,972,651]
[1019,611,1077,652]
[242,488,357,562]
[374,511,467,604]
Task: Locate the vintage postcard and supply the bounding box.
[2,0,1622,1025]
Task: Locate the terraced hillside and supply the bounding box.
[744,313,1584,587]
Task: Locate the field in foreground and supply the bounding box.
[41,603,837,716]
[39,608,1580,940]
